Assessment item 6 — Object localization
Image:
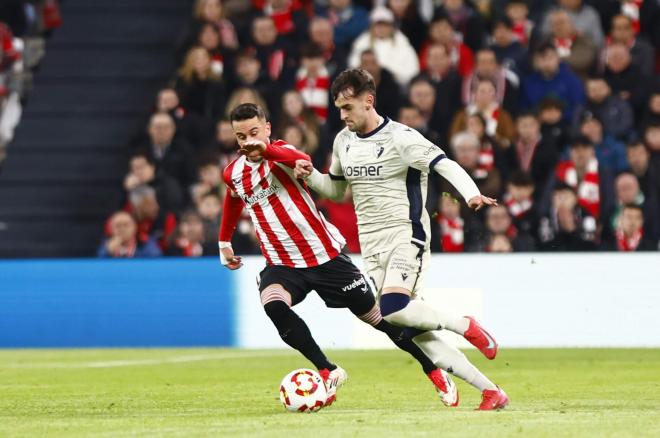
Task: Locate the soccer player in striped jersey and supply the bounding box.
[218,103,458,406]
[294,69,509,410]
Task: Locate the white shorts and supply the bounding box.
[363,242,430,298]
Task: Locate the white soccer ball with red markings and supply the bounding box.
[279,368,327,413]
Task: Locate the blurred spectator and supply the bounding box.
[203,118,238,159]
[436,192,464,252]
[463,112,515,182]
[142,113,196,187]
[260,0,309,43]
[278,89,321,159]
[608,172,646,234]
[166,210,215,257]
[573,76,634,142]
[578,112,628,174]
[197,191,221,244]
[295,43,330,123]
[626,140,653,197]
[538,97,570,151]
[128,185,177,251]
[606,14,654,78]
[601,204,657,251]
[433,0,486,52]
[398,104,440,145]
[639,86,660,133]
[552,135,614,220]
[280,123,318,158]
[97,211,162,258]
[542,0,604,49]
[489,16,528,75]
[462,48,520,117]
[475,204,536,252]
[451,79,516,147]
[190,157,223,207]
[511,112,559,196]
[505,0,533,46]
[408,77,442,143]
[359,49,402,121]
[175,46,227,120]
[538,183,597,251]
[447,131,502,198]
[487,234,513,253]
[308,16,348,79]
[603,42,647,113]
[224,87,269,119]
[153,87,212,148]
[545,9,597,79]
[348,7,419,87]
[521,41,585,122]
[420,15,474,78]
[124,152,185,213]
[388,0,427,52]
[198,22,235,80]
[504,171,539,240]
[249,15,296,85]
[315,0,369,49]
[179,0,239,58]
[231,49,279,113]
[412,43,461,143]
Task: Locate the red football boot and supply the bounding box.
[427,368,459,407]
[477,387,509,410]
[318,366,348,406]
[463,316,498,360]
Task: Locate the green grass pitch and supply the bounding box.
[1,348,659,437]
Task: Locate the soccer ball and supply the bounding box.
[279,368,327,413]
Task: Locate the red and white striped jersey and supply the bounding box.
[221,141,345,268]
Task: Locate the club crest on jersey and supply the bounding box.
[374,144,384,159]
[345,144,351,153]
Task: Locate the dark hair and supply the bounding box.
[331,68,377,101]
[539,97,564,111]
[492,16,513,30]
[517,110,539,121]
[509,170,535,187]
[229,103,268,123]
[300,42,324,59]
[533,40,557,56]
[570,134,594,148]
[554,182,575,192]
[130,151,155,166]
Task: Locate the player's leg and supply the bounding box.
[259,266,337,371]
[378,244,498,360]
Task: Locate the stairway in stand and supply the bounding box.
[0,0,194,257]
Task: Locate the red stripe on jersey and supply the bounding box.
[270,164,340,259]
[241,163,292,266]
[257,162,318,266]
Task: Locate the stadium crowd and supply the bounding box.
[0,0,61,162]
[99,0,660,258]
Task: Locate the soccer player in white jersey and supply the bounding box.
[294,69,509,410]
[218,103,460,406]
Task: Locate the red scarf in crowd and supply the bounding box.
[516,137,539,173]
[555,158,601,218]
[438,215,464,252]
[504,192,533,219]
[111,238,137,258]
[175,238,203,257]
[616,227,643,251]
[512,19,533,45]
[554,36,576,58]
[295,66,330,122]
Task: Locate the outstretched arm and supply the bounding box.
[433,156,497,211]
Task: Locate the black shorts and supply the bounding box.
[258,253,376,316]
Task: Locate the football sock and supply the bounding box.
[380,293,469,334]
[263,300,335,371]
[373,320,437,374]
[413,331,497,391]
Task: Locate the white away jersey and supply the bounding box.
[329,118,446,256]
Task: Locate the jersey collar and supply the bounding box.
[356,116,389,139]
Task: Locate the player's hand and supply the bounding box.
[294,159,314,179]
[239,140,266,162]
[467,195,498,211]
[220,246,243,270]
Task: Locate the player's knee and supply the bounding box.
[379,292,411,324]
[263,300,290,323]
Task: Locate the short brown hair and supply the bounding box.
[330,68,377,102]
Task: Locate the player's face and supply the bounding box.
[231,117,271,148]
[335,91,373,133]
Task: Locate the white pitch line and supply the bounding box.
[0,350,294,369]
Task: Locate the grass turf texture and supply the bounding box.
[0,349,659,437]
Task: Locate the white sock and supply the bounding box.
[383,299,470,334]
[413,331,497,392]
